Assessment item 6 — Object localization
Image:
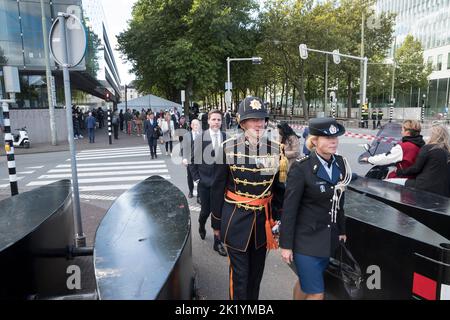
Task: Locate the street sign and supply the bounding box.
[50,76,57,108]
[252,57,263,65]
[225,82,233,90]
[225,91,232,107]
[330,91,336,102]
[299,44,308,60]
[3,66,21,93]
[332,50,341,64]
[181,90,185,102]
[49,13,87,68]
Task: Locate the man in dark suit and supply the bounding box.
[191,110,227,257]
[144,112,160,159]
[182,119,201,200]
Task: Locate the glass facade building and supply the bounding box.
[376,0,450,116]
[0,0,120,109]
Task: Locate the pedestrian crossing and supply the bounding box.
[24,146,170,201]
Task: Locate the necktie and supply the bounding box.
[213,133,219,149]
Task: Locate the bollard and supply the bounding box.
[389,106,394,123]
[2,99,18,196]
[108,104,112,145]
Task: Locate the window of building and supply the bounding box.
[438,54,443,70]
[428,56,434,69]
[448,52,450,69]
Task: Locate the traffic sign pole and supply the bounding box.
[52,13,86,247]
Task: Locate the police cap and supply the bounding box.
[237,96,269,123]
[308,117,345,137]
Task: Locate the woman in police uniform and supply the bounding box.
[279,117,352,300]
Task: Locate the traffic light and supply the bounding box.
[252,57,263,65]
[299,44,308,60]
[105,91,110,102]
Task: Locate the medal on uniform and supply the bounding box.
[320,185,326,193]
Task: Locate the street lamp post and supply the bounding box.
[299,45,367,121]
[226,56,262,112]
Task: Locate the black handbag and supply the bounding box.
[325,241,364,300]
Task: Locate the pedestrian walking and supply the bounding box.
[377,109,384,128]
[119,109,124,132]
[160,112,175,156]
[211,97,287,300]
[144,112,161,159]
[191,110,228,257]
[280,117,351,300]
[181,119,201,200]
[86,112,96,143]
[112,111,119,140]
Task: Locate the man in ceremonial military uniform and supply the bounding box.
[211,96,286,300]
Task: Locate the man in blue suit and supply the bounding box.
[144,112,161,159]
[86,112,96,143]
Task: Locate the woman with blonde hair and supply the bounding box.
[396,124,450,197]
[361,120,425,178]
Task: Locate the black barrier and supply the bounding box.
[0,180,76,299]
[94,175,194,300]
[326,190,450,300]
[349,177,450,240]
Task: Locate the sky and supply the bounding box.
[100,0,138,85]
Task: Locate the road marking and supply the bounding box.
[77,182,170,192]
[48,165,167,173]
[78,146,156,153]
[79,194,117,201]
[27,175,171,186]
[68,153,157,161]
[57,161,165,168]
[26,166,44,169]
[0,184,9,189]
[76,150,162,158]
[17,171,35,175]
[39,169,169,179]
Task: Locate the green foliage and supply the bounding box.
[395,34,431,93]
[118,0,259,103]
[84,22,101,78]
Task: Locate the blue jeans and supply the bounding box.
[88,128,95,143]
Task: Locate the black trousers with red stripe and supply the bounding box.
[227,236,267,300]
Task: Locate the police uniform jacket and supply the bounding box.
[211,135,285,252]
[279,151,347,258]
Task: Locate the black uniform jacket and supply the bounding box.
[211,135,285,252]
[279,152,347,258]
[191,130,227,188]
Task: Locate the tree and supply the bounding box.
[395,34,431,94]
[84,22,101,79]
[118,0,259,111]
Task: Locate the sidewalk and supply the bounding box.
[0,127,150,156]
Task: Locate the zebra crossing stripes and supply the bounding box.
[26,146,171,198]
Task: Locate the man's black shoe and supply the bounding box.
[199,224,206,240]
[188,192,193,198]
[214,242,227,257]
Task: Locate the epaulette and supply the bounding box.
[296,155,310,163]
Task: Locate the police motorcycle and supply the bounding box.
[13,126,30,148]
[357,122,402,179]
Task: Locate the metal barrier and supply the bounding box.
[350,177,450,240]
[327,190,450,300]
[94,175,194,300]
[0,180,78,299]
